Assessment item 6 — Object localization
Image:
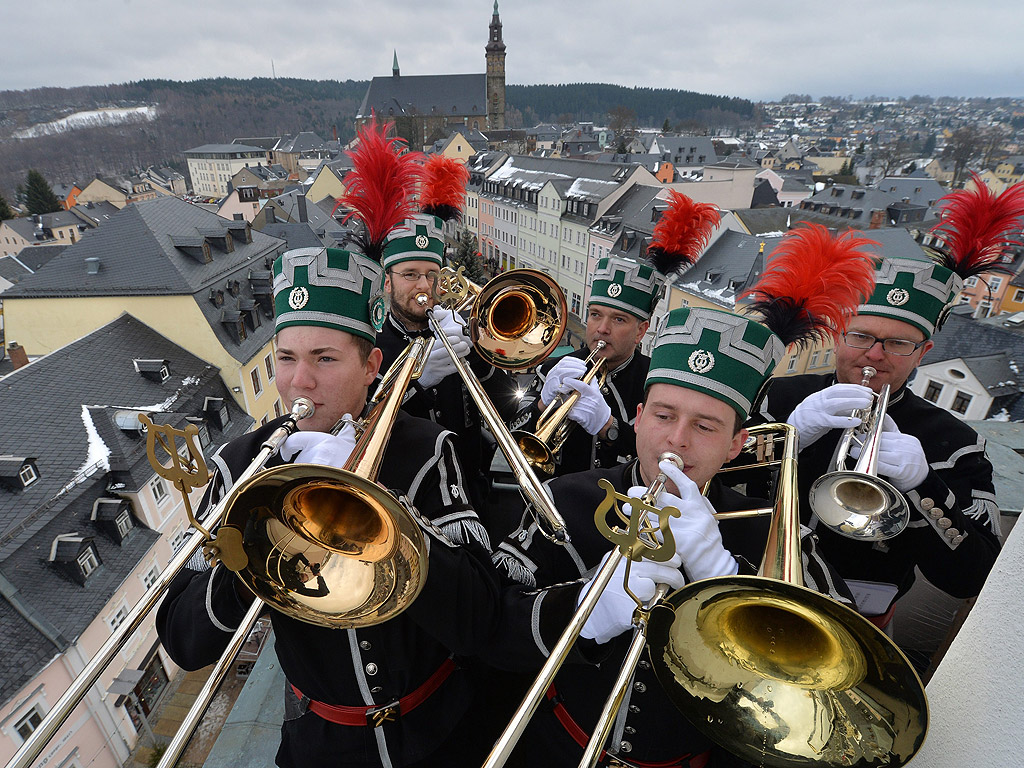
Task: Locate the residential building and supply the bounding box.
[52,183,82,211]
[77,176,159,210]
[184,144,270,199]
[1,196,287,422]
[0,314,251,768]
[271,133,330,174]
[800,184,928,227]
[912,351,1024,421]
[0,218,55,258]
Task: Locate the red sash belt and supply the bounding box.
[545,684,711,768]
[867,603,897,629]
[291,658,456,728]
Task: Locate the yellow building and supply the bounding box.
[2,196,288,424]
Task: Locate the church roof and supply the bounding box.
[357,73,487,121]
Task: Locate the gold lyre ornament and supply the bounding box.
[139,413,246,571]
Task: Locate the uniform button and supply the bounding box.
[929,509,943,519]
[619,741,633,753]
[953,534,965,545]
[945,528,960,539]
[601,386,610,395]
[624,726,636,735]
[637,660,650,670]
[365,663,378,676]
[920,497,934,511]
[359,640,372,650]
[628,704,640,714]
[633,681,646,693]
[937,517,952,529]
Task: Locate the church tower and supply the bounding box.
[485,1,506,131]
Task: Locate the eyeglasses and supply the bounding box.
[393,269,439,284]
[842,331,927,356]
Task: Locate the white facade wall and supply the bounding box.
[910,360,993,421]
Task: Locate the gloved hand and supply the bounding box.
[627,458,739,582]
[564,378,612,436]
[417,339,459,389]
[432,309,471,360]
[540,356,588,407]
[578,548,685,644]
[875,415,929,491]
[788,384,874,450]
[279,418,358,469]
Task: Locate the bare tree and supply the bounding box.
[943,125,984,187]
[876,139,914,178]
[607,106,637,138]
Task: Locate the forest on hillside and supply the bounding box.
[0,78,755,199]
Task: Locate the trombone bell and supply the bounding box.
[472,269,566,369]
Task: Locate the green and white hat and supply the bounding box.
[381,214,446,272]
[273,247,386,342]
[857,256,963,339]
[646,307,785,420]
[590,256,663,321]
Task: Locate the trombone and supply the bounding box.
[512,340,609,478]
[809,366,911,541]
[421,265,571,541]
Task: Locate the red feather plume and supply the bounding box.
[741,223,877,347]
[929,171,1024,279]
[646,190,721,276]
[420,155,470,223]
[335,118,424,262]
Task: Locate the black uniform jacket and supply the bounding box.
[375,313,518,491]
[756,373,1001,607]
[156,412,499,768]
[513,346,650,477]
[488,461,851,767]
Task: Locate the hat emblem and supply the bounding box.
[371,294,386,332]
[608,283,622,297]
[688,349,715,374]
[288,286,309,310]
[415,234,429,249]
[886,288,910,306]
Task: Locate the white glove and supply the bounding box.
[578,548,685,644]
[540,356,588,407]
[279,419,357,469]
[417,339,459,389]
[564,378,612,436]
[788,384,874,450]
[432,309,471,360]
[875,416,929,492]
[627,459,739,582]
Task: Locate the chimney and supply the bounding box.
[84,257,100,274]
[869,209,886,229]
[265,206,276,224]
[297,194,308,224]
[332,124,338,142]
[7,342,29,370]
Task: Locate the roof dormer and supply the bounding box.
[49,533,101,585]
[91,497,136,545]
[0,455,39,490]
[133,358,170,383]
[170,234,212,264]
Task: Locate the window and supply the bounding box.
[822,349,833,366]
[274,400,282,418]
[964,276,978,288]
[15,708,44,742]
[251,367,262,396]
[951,391,972,414]
[108,602,130,631]
[78,546,99,577]
[988,276,1003,292]
[809,350,821,368]
[170,525,188,553]
[19,464,37,487]
[786,355,798,373]
[571,292,582,316]
[264,354,275,380]
[1014,289,1024,303]
[150,477,169,505]
[923,381,943,402]
[143,564,160,589]
[115,510,133,538]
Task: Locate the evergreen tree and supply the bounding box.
[448,228,489,283]
[616,138,628,154]
[0,194,13,221]
[25,169,62,215]
[662,118,671,133]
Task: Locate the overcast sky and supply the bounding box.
[4,0,1023,101]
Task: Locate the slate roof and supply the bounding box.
[260,222,335,251]
[968,421,1024,512]
[267,191,345,239]
[3,196,286,363]
[185,143,269,155]
[71,200,120,228]
[357,73,487,120]
[928,312,1024,370]
[0,313,252,703]
[5,243,68,273]
[2,217,44,241]
[650,136,719,166]
[484,155,639,200]
[876,176,947,214]
[275,132,326,154]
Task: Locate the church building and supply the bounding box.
[355,3,507,150]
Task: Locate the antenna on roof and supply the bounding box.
[271,59,276,79]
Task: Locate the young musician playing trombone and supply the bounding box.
[156,125,500,768]
[489,223,875,768]
[755,181,1021,626]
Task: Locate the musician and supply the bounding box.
[375,214,517,506]
[755,255,1002,622]
[492,305,857,768]
[156,246,500,768]
[516,256,661,477]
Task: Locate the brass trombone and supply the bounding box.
[422,266,571,541]
[513,340,609,477]
[809,366,911,541]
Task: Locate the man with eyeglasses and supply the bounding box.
[754,255,1001,629]
[375,214,517,510]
